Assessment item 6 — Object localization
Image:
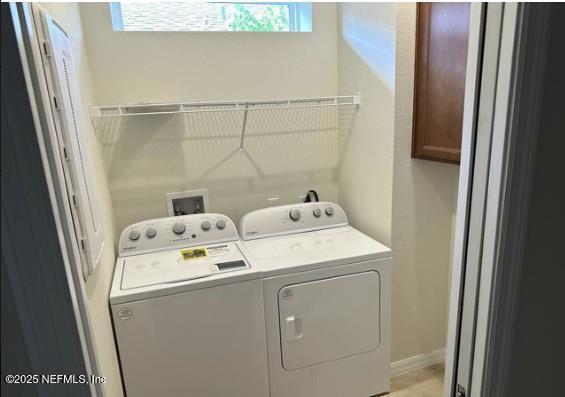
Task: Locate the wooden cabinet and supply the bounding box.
[412,3,471,164]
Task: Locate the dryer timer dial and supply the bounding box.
[289,208,301,221]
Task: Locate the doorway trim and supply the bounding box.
[444,3,553,396]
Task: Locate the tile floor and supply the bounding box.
[389,364,445,397]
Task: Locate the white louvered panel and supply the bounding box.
[37,11,104,278]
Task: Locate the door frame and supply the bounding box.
[444,3,553,396]
[6,3,104,396]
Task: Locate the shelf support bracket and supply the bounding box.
[239,103,249,152]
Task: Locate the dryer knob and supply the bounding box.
[172,222,186,235]
[145,227,157,239]
[313,208,322,218]
[201,220,211,231]
[128,230,140,241]
[216,219,226,230]
[289,208,301,221]
[325,206,334,216]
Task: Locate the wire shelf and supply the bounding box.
[91,95,360,156]
[92,94,359,193]
[90,94,360,119]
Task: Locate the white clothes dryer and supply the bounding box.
[240,202,392,397]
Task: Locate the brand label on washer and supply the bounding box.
[118,307,133,321]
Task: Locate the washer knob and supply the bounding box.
[172,222,186,235]
[201,220,211,231]
[289,208,301,221]
[216,219,226,230]
[128,230,140,241]
[145,227,157,239]
[313,208,322,218]
[325,206,334,216]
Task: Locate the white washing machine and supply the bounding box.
[240,202,392,397]
[110,214,269,397]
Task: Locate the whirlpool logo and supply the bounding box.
[118,307,133,321]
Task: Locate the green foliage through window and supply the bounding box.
[224,4,290,32]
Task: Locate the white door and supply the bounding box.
[35,10,104,278]
[278,271,380,370]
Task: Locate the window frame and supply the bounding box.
[109,2,312,32]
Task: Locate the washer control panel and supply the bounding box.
[119,213,238,256]
[240,202,348,241]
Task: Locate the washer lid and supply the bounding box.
[120,242,248,290]
[240,226,391,277]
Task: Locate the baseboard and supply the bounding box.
[390,348,446,377]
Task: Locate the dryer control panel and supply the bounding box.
[240,202,348,241]
[119,213,238,256]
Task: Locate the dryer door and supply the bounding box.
[278,271,380,370]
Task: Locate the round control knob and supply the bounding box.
[172,222,186,235]
[289,208,301,221]
[216,219,226,230]
[313,208,322,218]
[128,230,140,241]
[145,227,157,239]
[201,220,211,231]
[325,206,334,216]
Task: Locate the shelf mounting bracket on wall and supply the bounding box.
[239,103,249,152]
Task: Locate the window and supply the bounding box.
[110,2,312,32]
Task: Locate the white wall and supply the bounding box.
[337,3,396,247]
[391,4,459,362]
[81,3,338,105]
[39,4,123,397]
[79,3,340,232]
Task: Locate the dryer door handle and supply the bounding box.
[284,316,303,342]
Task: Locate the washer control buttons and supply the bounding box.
[289,208,301,221]
[172,222,186,235]
[325,206,334,216]
[313,208,322,218]
[128,230,140,241]
[145,227,157,239]
[216,219,226,230]
[201,220,211,231]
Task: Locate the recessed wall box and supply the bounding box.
[166,189,209,216]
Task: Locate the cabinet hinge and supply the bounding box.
[456,384,466,397]
[72,193,78,208]
[53,95,60,110]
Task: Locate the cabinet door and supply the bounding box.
[412,3,470,164]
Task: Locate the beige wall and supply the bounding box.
[39,4,124,396]
[80,3,338,105]
[391,4,459,362]
[337,3,396,247]
[338,3,459,363]
[79,3,341,232]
